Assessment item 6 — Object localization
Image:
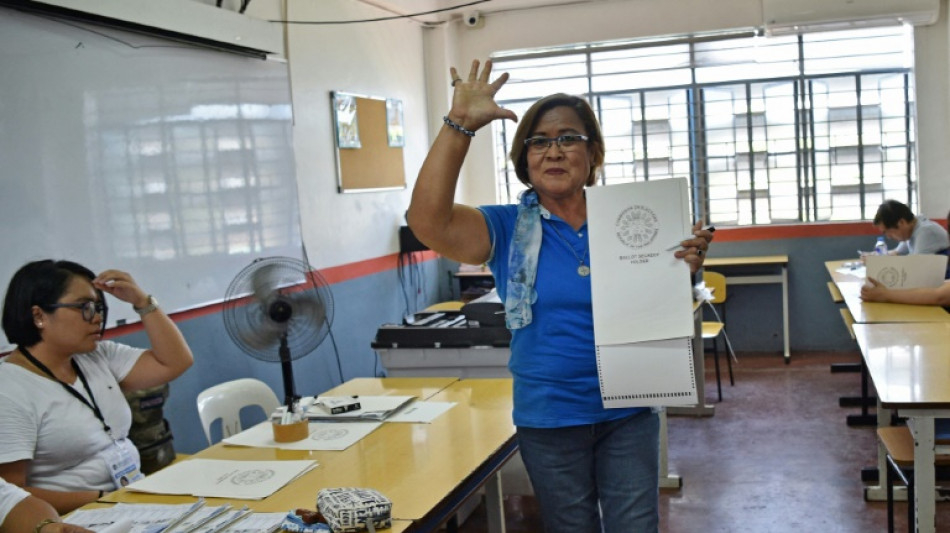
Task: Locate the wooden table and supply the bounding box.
[101,377,517,533]
[853,323,950,533]
[703,255,790,362]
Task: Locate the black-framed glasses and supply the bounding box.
[46,301,107,322]
[524,134,589,153]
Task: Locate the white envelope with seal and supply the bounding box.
[864,254,948,289]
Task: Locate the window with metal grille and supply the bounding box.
[490,26,916,225]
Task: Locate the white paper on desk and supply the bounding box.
[864,254,948,289]
[587,178,694,345]
[223,420,380,451]
[836,263,866,277]
[125,459,316,500]
[596,337,697,408]
[385,401,456,423]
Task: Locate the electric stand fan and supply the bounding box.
[222,257,334,408]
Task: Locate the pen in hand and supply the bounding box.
[666,225,716,251]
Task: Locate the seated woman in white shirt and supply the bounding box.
[0,260,193,513]
[0,477,91,533]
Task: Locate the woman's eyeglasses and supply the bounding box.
[524,134,589,154]
[46,301,107,322]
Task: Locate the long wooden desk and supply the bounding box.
[100,377,517,533]
[826,259,950,444]
[703,255,790,362]
[853,323,950,533]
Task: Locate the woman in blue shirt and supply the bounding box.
[407,59,712,533]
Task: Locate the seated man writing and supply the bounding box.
[872,200,948,256]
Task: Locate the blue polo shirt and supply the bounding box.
[479,204,645,428]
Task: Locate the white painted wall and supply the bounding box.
[246,0,429,269]
[914,0,950,218]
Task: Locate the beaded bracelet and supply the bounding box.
[443,116,475,137]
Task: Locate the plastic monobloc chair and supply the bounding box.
[196,377,280,446]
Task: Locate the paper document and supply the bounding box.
[125,459,316,500]
[587,178,694,344]
[836,262,865,277]
[223,421,381,451]
[596,336,697,408]
[864,254,948,289]
[385,401,456,423]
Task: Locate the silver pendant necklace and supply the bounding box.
[549,221,590,277]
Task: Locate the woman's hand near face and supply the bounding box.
[89,269,194,391]
[91,270,149,309]
[673,221,714,273]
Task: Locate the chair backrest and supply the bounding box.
[196,378,280,446]
[703,271,727,304]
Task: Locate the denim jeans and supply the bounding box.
[517,410,660,533]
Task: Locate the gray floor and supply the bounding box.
[459,351,950,532]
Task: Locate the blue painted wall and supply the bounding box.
[703,233,873,353]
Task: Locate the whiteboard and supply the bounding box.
[0,8,302,349]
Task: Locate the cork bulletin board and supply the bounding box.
[332,91,406,192]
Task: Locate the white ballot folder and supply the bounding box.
[586,178,694,344]
[864,254,948,289]
[587,178,698,408]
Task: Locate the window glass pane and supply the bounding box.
[695,35,800,83]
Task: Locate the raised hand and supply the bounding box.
[446,59,518,132]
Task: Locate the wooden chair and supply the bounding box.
[878,425,950,533]
[701,271,733,402]
[839,308,856,340]
[827,281,844,303]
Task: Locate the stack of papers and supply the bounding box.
[125,459,316,500]
[66,502,286,533]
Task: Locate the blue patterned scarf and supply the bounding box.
[505,189,542,329]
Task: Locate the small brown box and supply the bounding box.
[272,419,309,442]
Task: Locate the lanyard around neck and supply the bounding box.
[18,345,113,437]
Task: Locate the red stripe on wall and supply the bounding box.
[712,219,949,242]
[101,250,441,340]
[712,221,877,242]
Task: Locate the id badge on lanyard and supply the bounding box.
[104,437,144,489]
